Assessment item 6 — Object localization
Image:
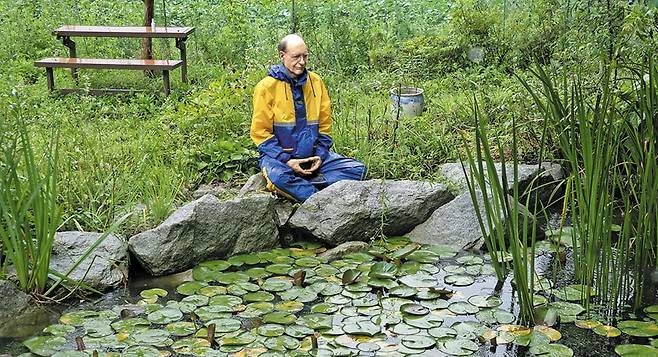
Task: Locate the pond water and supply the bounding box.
[1,237,657,356]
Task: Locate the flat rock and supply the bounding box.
[0,280,56,338]
[50,231,129,291]
[319,241,370,261]
[193,183,232,199]
[407,191,534,250]
[237,173,268,197]
[289,180,454,246]
[129,194,279,276]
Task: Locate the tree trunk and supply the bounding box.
[142,0,154,76]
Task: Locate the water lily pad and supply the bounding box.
[197,286,227,297]
[429,327,458,338]
[110,318,151,333]
[295,288,319,303]
[593,325,621,338]
[50,352,88,357]
[421,298,450,310]
[574,319,602,329]
[311,302,339,314]
[181,294,210,307]
[438,339,479,356]
[400,273,437,288]
[401,335,435,349]
[195,305,233,321]
[388,285,417,298]
[534,325,562,341]
[448,301,479,315]
[206,318,241,333]
[528,343,574,356]
[342,319,380,336]
[514,331,550,347]
[266,263,293,275]
[243,291,275,302]
[618,320,658,337]
[443,265,467,274]
[171,338,212,354]
[122,346,161,357]
[295,257,321,268]
[262,277,294,292]
[456,255,484,265]
[476,308,516,324]
[23,336,67,356]
[165,321,198,336]
[406,250,440,264]
[140,288,168,300]
[285,324,314,338]
[263,312,297,325]
[132,329,173,347]
[228,253,261,266]
[368,262,398,279]
[553,284,595,301]
[239,302,274,318]
[400,303,429,316]
[216,272,250,285]
[220,331,257,346]
[424,244,459,258]
[468,295,503,308]
[59,310,117,326]
[147,307,183,324]
[615,344,658,357]
[389,243,421,260]
[404,314,444,329]
[444,274,475,286]
[209,294,243,308]
[43,324,75,337]
[245,267,271,280]
[298,313,333,330]
[177,281,207,296]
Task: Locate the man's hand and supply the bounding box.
[287,156,321,176]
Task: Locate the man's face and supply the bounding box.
[280,40,308,78]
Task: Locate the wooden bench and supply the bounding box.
[35,58,182,95]
[35,25,194,95]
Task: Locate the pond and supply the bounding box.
[2,236,657,356]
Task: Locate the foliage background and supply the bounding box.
[0,0,656,233]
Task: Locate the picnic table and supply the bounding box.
[34,25,195,95]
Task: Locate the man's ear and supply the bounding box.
[279,51,286,61]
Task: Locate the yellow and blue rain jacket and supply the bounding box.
[250,64,333,163]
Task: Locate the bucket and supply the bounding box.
[390,86,424,117]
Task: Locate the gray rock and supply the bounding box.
[129,194,279,276]
[193,183,232,199]
[289,180,454,246]
[273,199,295,227]
[407,191,534,250]
[319,241,370,261]
[237,173,268,197]
[0,280,56,338]
[440,162,564,196]
[50,231,129,291]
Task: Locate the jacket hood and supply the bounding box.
[268,63,308,86]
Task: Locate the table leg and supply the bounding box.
[46,67,54,92]
[176,37,188,83]
[60,36,78,81]
[163,70,170,96]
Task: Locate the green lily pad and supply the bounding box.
[122,346,161,357]
[264,335,301,351]
[615,344,658,357]
[239,302,274,318]
[593,325,622,337]
[111,318,151,333]
[147,307,183,324]
[400,303,429,316]
[216,272,250,285]
[228,253,261,266]
[618,320,658,337]
[448,301,479,315]
[428,327,458,338]
[83,318,114,338]
[263,312,297,325]
[406,250,441,264]
[195,305,233,321]
[295,257,321,268]
[369,261,398,279]
[468,295,503,308]
[177,281,207,296]
[284,324,314,338]
[443,265,467,274]
[389,285,417,297]
[424,244,459,258]
[23,336,67,356]
[197,286,227,297]
[165,321,198,336]
[389,243,421,260]
[245,267,271,280]
[59,310,117,326]
[140,288,168,300]
[171,338,211,354]
[342,320,380,336]
[438,339,479,356]
[181,294,210,307]
[420,298,450,310]
[257,323,286,337]
[295,288,319,303]
[262,277,294,292]
[50,352,89,357]
[275,300,305,313]
[553,284,595,301]
[243,291,275,302]
[209,294,243,308]
[514,331,551,347]
[400,273,437,288]
[528,343,574,356]
[404,314,444,329]
[392,323,420,335]
[456,255,484,265]
[401,335,436,349]
[220,331,257,346]
[43,324,75,337]
[266,263,293,275]
[476,308,516,324]
[444,274,475,286]
[311,302,339,314]
[132,329,173,347]
[298,313,333,330]
[206,318,242,333]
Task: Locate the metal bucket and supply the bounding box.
[390,86,424,117]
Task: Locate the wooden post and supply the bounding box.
[142,0,154,77]
[163,70,170,96]
[46,67,54,92]
[176,38,188,83]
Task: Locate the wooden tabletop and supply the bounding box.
[35,57,183,70]
[54,26,195,38]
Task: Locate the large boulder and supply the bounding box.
[440,162,564,197]
[407,191,534,250]
[289,180,454,246]
[237,173,268,197]
[50,231,129,291]
[129,194,279,276]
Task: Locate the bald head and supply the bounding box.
[278,34,306,52]
[278,34,308,78]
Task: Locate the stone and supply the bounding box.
[439,162,564,198]
[319,241,370,261]
[50,231,129,291]
[289,180,454,246]
[0,280,56,338]
[237,173,268,197]
[193,183,232,199]
[273,199,295,227]
[406,191,534,250]
[129,194,279,276]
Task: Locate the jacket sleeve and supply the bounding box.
[251,81,291,163]
[315,77,333,163]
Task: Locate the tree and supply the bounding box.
[142,0,154,60]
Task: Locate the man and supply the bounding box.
[250,34,366,202]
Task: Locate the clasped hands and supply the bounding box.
[287,156,321,176]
